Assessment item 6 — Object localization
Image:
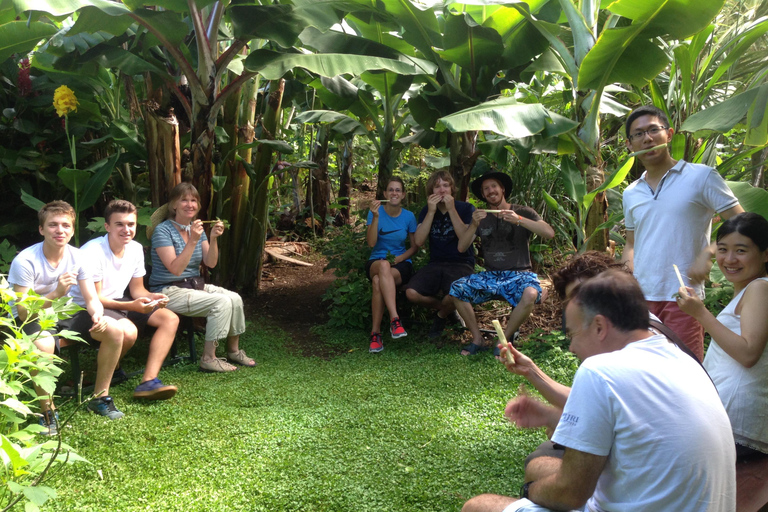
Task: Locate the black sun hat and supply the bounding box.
[470,172,513,201]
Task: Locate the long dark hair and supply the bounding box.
[717,212,768,272]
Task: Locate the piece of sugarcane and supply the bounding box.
[492,319,515,364]
[627,143,668,158]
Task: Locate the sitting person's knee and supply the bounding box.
[33,333,56,354]
[405,288,420,302]
[520,286,539,305]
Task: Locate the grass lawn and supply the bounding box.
[48,321,577,512]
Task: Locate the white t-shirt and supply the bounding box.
[553,335,736,512]
[704,277,768,454]
[7,242,90,317]
[70,235,146,306]
[623,160,739,301]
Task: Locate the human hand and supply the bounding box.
[134,297,157,314]
[500,209,521,225]
[499,344,535,377]
[688,251,713,284]
[209,220,225,239]
[89,313,109,334]
[151,294,170,309]
[442,194,455,211]
[471,209,487,225]
[55,270,78,297]
[370,200,381,217]
[426,194,441,212]
[190,219,204,242]
[676,286,706,319]
[504,389,560,430]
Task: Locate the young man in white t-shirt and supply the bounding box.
[75,200,178,401]
[8,201,128,432]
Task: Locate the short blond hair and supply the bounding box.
[38,200,75,227]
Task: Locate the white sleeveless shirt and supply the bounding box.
[704,277,768,453]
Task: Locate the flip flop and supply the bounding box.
[461,343,488,356]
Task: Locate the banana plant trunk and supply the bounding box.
[145,107,181,207]
[450,131,479,201]
[584,165,609,252]
[238,79,285,295]
[337,138,354,224]
[307,125,331,234]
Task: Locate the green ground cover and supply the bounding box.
[48,322,577,512]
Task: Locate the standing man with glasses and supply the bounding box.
[622,105,743,360]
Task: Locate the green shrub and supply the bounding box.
[321,220,372,330]
[0,283,89,511]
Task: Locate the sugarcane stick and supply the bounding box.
[492,319,515,364]
[627,143,668,158]
[673,264,686,289]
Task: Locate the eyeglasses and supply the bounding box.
[628,126,668,142]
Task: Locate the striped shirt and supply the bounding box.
[149,220,207,292]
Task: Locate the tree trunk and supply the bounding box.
[752,148,767,189]
[306,126,331,235]
[584,165,609,252]
[144,106,181,207]
[449,131,479,201]
[337,138,354,225]
[238,79,285,295]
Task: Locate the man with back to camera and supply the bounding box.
[462,270,736,512]
[622,105,743,360]
[71,199,179,401]
[404,169,475,338]
[449,171,554,355]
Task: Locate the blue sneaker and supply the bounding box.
[87,396,125,420]
[38,409,60,436]
[133,378,178,401]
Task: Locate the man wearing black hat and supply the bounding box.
[450,172,554,355]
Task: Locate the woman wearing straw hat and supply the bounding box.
[148,182,255,372]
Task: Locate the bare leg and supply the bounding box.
[90,321,124,397]
[405,288,442,311]
[32,333,57,412]
[142,308,178,382]
[371,275,384,333]
[462,494,518,512]
[504,287,538,340]
[453,296,484,354]
[438,294,458,317]
[373,261,402,320]
[116,318,138,360]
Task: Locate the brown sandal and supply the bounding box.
[227,349,256,367]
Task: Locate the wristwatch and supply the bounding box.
[520,481,533,499]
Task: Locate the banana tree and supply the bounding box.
[433,0,726,250]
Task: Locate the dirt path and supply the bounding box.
[251,251,564,356]
[254,255,338,357]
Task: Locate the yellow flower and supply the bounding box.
[53,85,79,117]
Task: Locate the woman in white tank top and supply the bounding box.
[677,212,768,459]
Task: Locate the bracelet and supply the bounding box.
[517,217,521,226]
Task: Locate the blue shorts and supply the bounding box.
[448,271,541,306]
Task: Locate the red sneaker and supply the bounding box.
[390,317,407,339]
[369,332,384,353]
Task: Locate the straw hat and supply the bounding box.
[146,203,169,240]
